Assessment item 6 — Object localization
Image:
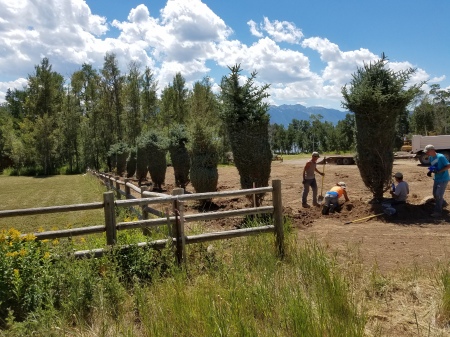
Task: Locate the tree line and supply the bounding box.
[0,54,449,194]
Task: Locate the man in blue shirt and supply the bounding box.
[424,144,450,217]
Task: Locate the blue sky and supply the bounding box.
[1,0,449,110]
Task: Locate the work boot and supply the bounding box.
[321,205,329,215]
[302,203,310,208]
[431,212,442,218]
[313,202,320,207]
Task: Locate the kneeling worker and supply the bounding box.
[322,182,349,215]
[389,172,409,204]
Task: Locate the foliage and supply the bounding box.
[220,65,272,205]
[107,141,129,176]
[168,124,190,189]
[341,54,422,199]
[189,124,219,197]
[125,147,137,178]
[144,131,168,190]
[135,134,150,184]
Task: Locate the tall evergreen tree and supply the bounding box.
[220,65,272,206]
[342,54,422,200]
[124,61,142,146]
[141,66,159,130]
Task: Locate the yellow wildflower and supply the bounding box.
[8,229,21,241]
[43,252,51,259]
[13,269,19,278]
[23,233,36,242]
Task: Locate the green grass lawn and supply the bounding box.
[0,174,106,233]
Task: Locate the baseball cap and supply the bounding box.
[393,172,403,179]
[424,144,435,152]
[337,181,346,189]
[312,152,320,157]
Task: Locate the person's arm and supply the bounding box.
[302,163,309,182]
[343,190,349,202]
[315,167,324,176]
[437,163,450,174]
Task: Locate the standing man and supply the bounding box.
[424,144,450,217]
[302,152,325,208]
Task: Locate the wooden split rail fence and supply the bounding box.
[0,171,285,263]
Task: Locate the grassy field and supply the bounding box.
[0,174,106,234]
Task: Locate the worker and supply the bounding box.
[424,144,450,217]
[302,152,325,207]
[321,182,349,215]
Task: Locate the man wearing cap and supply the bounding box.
[389,172,409,204]
[321,182,349,215]
[302,152,325,207]
[424,144,450,217]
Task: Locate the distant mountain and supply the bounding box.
[269,104,350,127]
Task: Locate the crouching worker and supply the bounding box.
[322,182,349,215]
[388,172,409,205]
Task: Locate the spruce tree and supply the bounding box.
[342,54,422,200]
[220,65,272,206]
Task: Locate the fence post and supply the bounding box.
[123,178,131,199]
[115,176,121,199]
[172,188,184,265]
[272,179,284,258]
[104,191,116,245]
[141,186,149,220]
[140,186,150,235]
[124,178,130,199]
[109,175,114,191]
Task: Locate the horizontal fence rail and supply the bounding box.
[1,171,284,262]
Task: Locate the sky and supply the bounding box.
[1,0,449,111]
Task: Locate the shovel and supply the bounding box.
[318,156,326,203]
[344,213,384,225]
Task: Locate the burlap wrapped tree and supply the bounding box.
[342,54,421,200]
[220,65,272,206]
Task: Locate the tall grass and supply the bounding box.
[1,225,367,336]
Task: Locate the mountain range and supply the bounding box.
[268,104,350,127]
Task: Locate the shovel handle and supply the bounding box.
[344,213,384,225]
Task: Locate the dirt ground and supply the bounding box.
[146,156,450,274]
[134,157,450,336]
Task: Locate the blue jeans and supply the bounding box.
[433,180,449,213]
[302,178,318,204]
[323,192,339,211]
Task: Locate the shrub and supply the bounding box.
[190,124,219,197]
[145,131,168,190]
[126,147,137,178]
[169,125,190,189]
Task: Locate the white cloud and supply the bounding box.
[247,20,263,38]
[247,17,303,44]
[0,0,441,110]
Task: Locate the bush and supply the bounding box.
[169,125,190,189]
[190,125,219,197]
